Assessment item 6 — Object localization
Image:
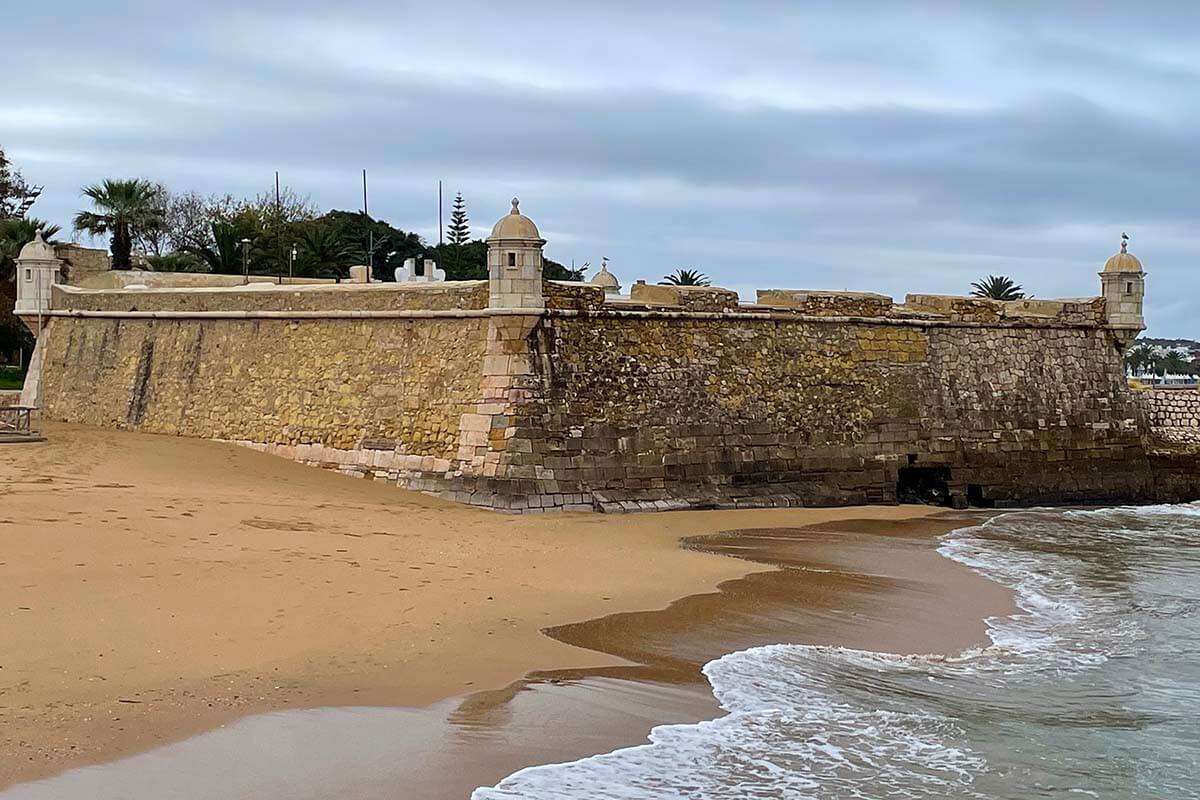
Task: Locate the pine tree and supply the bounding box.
[447,192,470,246]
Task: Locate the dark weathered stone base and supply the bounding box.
[265,438,1200,514]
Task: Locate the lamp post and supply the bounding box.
[240,239,251,284]
[369,235,391,280]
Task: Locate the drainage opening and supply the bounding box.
[967,483,994,508]
[897,466,951,505]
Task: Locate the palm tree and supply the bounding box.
[970,275,1025,300]
[72,179,164,270]
[1161,350,1190,382]
[660,268,711,286]
[183,222,248,275]
[296,224,356,280]
[0,217,61,282]
[1124,343,1154,378]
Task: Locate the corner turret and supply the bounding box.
[14,231,62,328]
[1099,232,1145,346]
[486,198,545,309]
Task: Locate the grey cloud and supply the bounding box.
[3,1,1197,334]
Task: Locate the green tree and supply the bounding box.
[73,179,165,270]
[1124,343,1154,377]
[146,252,208,273]
[423,239,582,282]
[295,224,357,280]
[0,147,41,219]
[236,186,319,278]
[970,275,1025,300]
[546,258,585,281]
[312,210,423,281]
[447,192,470,245]
[446,192,471,275]
[0,217,61,282]
[1161,350,1191,380]
[660,268,710,286]
[183,222,250,275]
[428,239,485,280]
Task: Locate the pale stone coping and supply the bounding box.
[42,306,1114,330]
[758,288,893,301]
[72,269,330,290]
[56,279,487,296]
[544,308,1110,330]
[44,308,509,319]
[901,293,1100,314]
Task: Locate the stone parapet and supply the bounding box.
[626,283,740,311]
[72,270,334,291]
[55,244,111,277]
[52,280,489,313]
[756,289,894,317]
[1141,387,1200,445]
[900,294,1107,326]
[545,281,607,311]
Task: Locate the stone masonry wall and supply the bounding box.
[38,316,488,472]
[32,295,1200,512]
[499,315,1156,511]
[1141,388,1200,446]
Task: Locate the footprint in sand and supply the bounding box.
[242,518,319,532]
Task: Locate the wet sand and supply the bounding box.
[0,423,1012,795]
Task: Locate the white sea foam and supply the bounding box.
[473,644,986,799]
[473,505,1200,800]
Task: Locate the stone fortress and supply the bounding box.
[13,201,1200,511]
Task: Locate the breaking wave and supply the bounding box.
[473,503,1200,799]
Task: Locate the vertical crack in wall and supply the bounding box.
[127,332,155,426]
[179,322,205,434]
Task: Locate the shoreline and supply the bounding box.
[1,424,1012,794]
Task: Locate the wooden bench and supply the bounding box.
[0,406,43,442]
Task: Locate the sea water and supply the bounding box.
[473,504,1200,799]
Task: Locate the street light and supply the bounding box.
[240,238,251,284]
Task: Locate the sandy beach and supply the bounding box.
[0,424,1012,794]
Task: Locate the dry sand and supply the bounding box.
[0,423,1013,793]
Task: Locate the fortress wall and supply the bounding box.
[32,298,1197,511]
[38,315,489,464]
[511,314,1152,509]
[1141,388,1200,445]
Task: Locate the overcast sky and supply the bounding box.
[4,1,1197,335]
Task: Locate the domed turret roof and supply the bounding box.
[489,197,541,240]
[590,260,620,293]
[1103,234,1143,273]
[18,231,56,262]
